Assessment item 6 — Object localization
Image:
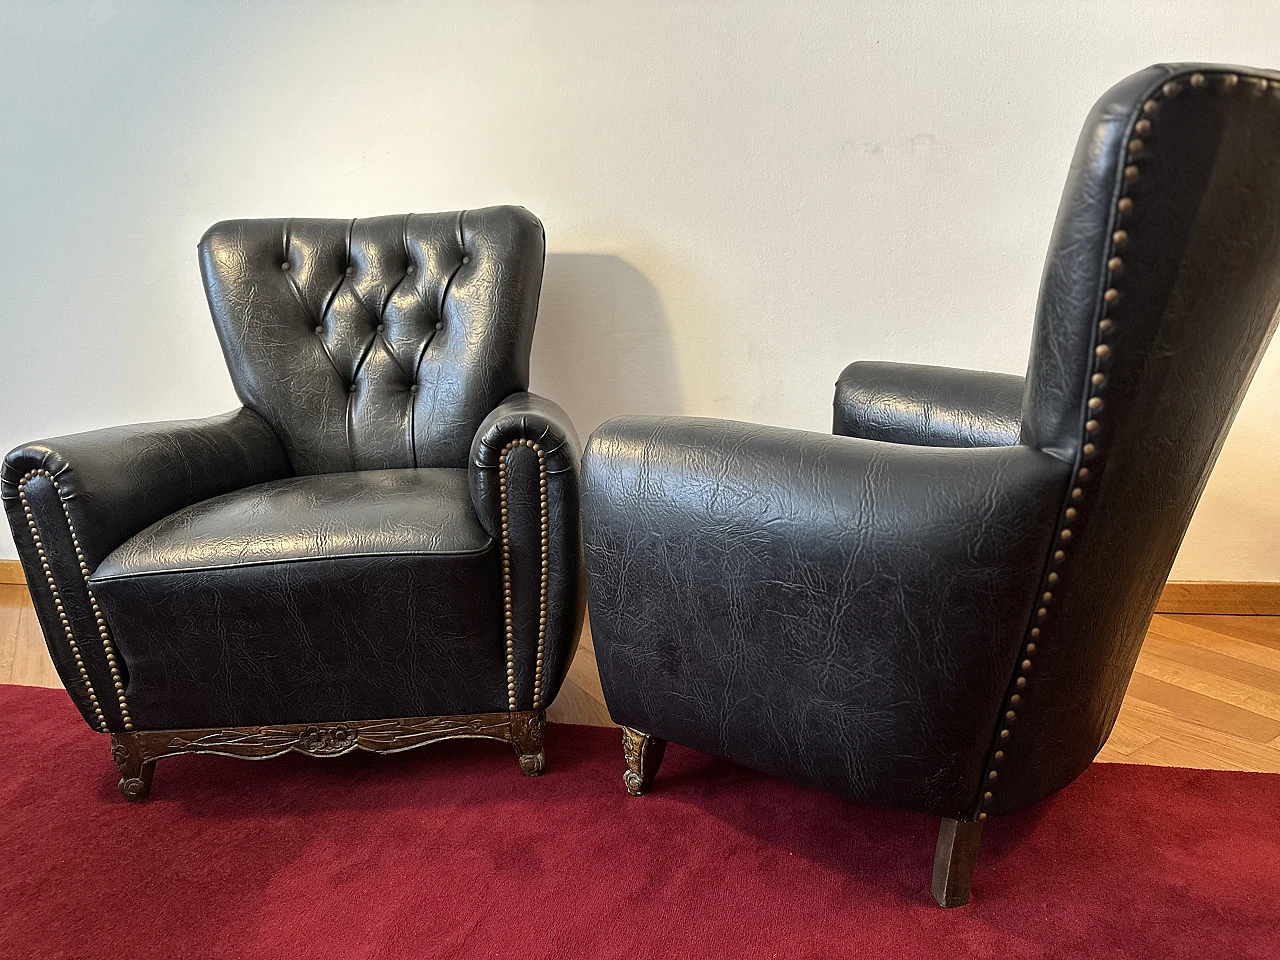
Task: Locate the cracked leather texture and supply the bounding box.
[991,63,1280,814]
[93,548,507,729]
[5,206,585,733]
[583,416,1068,819]
[1,410,291,729]
[470,392,585,711]
[582,63,1280,820]
[834,361,1023,447]
[200,206,544,475]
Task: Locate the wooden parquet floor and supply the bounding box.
[3,583,1277,773]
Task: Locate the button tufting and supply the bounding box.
[314,326,323,335]
[435,321,444,330]
[348,384,357,393]
[376,323,385,332]
[345,265,354,276]
[281,262,291,271]
[406,265,416,275]
[410,384,419,394]
[462,255,471,265]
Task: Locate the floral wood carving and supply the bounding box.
[108,710,546,801]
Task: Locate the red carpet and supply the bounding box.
[2,684,1277,959]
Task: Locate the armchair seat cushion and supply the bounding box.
[89,469,508,730]
[94,469,491,577]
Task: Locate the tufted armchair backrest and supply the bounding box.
[199,206,545,475]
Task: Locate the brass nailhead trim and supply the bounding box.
[498,438,551,711]
[17,469,135,731]
[976,69,1262,816]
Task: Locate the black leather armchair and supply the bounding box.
[581,64,1280,905]
[3,206,584,798]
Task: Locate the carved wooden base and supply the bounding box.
[932,817,983,907]
[109,710,546,801]
[621,726,666,796]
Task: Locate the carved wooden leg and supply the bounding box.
[932,817,983,907]
[110,734,155,802]
[621,726,666,796]
[511,710,546,777]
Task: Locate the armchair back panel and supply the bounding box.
[994,66,1280,814]
[199,206,544,475]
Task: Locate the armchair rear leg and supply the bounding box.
[511,710,546,777]
[621,726,666,796]
[932,817,983,907]
[110,734,155,802]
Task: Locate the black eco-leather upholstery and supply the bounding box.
[4,206,584,735]
[582,64,1280,822]
[201,209,543,474]
[834,361,1023,447]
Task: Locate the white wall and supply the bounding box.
[1,0,1278,578]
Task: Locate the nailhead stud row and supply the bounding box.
[975,70,1268,819]
[498,439,551,711]
[18,469,133,731]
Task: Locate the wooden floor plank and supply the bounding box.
[1118,698,1280,772]
[1121,672,1280,743]
[1133,648,1280,722]
[0,585,32,685]
[1095,715,1160,759]
[546,679,614,728]
[1166,614,1280,651]
[9,600,58,688]
[1146,614,1280,674]
[1137,632,1280,704]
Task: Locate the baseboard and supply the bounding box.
[1156,581,1280,616]
[0,559,1275,614]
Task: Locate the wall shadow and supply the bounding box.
[531,253,685,440]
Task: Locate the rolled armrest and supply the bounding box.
[834,361,1024,447]
[1,408,291,731]
[582,416,1070,814]
[470,392,584,712]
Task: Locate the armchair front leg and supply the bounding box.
[471,393,585,729]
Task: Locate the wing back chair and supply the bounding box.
[580,64,1280,906]
[3,206,584,799]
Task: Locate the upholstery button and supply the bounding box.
[281,262,291,271]
[410,384,419,394]
[462,255,471,265]
[345,265,354,276]
[406,265,416,275]
[314,325,323,335]
[376,323,385,332]
[349,384,357,393]
[435,321,444,330]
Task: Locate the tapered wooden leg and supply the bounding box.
[932,817,983,907]
[621,726,666,796]
[110,734,155,802]
[511,710,546,777]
